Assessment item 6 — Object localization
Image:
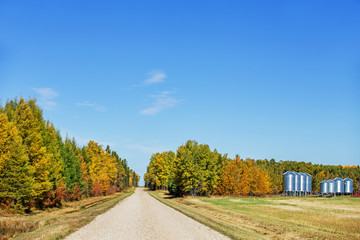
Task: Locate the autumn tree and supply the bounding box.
[145,152,170,190]
[9,98,51,204]
[84,140,117,194]
[0,97,139,211]
[0,113,35,212]
[216,157,271,196]
[173,140,223,196]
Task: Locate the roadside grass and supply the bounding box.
[0,188,135,240]
[148,190,360,240]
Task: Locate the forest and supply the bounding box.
[0,97,139,213]
[144,140,360,196]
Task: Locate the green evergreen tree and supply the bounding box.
[43,121,63,189]
[60,137,82,192]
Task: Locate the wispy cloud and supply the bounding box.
[143,71,166,85]
[140,91,180,115]
[130,70,167,88]
[32,87,58,110]
[77,101,107,112]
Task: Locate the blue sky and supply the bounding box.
[1,1,359,181]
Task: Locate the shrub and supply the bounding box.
[65,185,83,201]
[105,185,117,195]
[90,182,103,197]
[43,181,67,207]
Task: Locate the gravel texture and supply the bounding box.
[66,188,229,240]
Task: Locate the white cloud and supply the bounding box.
[77,101,107,112]
[140,91,180,115]
[144,71,166,85]
[32,87,58,110]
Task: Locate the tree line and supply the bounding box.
[256,159,360,194]
[0,97,139,212]
[144,140,271,196]
[144,140,360,196]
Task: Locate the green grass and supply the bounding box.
[0,188,135,240]
[149,190,360,240]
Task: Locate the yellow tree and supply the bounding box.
[85,141,117,194]
[145,154,160,189]
[217,157,250,195]
[11,98,51,200]
[173,141,222,196]
[246,159,270,195]
[0,113,35,212]
[129,173,133,188]
[217,157,270,196]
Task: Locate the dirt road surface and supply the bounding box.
[66,188,229,240]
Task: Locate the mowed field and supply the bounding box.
[149,191,360,240]
[0,188,134,240]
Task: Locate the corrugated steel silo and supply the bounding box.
[344,178,353,194]
[327,179,335,194]
[283,171,295,192]
[299,173,306,193]
[294,172,301,193]
[334,177,344,195]
[320,180,328,194]
[304,173,312,193]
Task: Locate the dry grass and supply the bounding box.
[0,188,135,240]
[149,190,360,240]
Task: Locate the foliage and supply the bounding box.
[60,137,83,194]
[0,97,139,213]
[0,113,35,212]
[217,157,270,196]
[84,141,117,194]
[144,151,175,190]
[64,185,83,201]
[256,159,360,193]
[90,183,103,197]
[173,141,224,196]
[43,181,67,207]
[43,121,63,190]
[145,140,229,196]
[145,140,359,197]
[11,98,52,205]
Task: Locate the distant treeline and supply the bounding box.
[0,98,139,213]
[256,159,360,194]
[144,140,359,196]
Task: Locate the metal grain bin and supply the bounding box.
[334,177,344,194]
[294,172,301,192]
[320,180,328,194]
[299,172,306,192]
[327,179,335,194]
[283,171,295,192]
[304,173,312,193]
[344,178,353,194]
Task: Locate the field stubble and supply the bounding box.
[149,190,360,240]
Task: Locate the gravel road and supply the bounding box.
[66,188,229,240]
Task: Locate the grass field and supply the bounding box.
[149,190,360,240]
[0,188,135,240]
